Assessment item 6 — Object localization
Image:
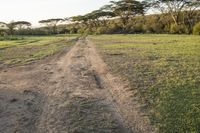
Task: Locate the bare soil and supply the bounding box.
[0,38,156,133]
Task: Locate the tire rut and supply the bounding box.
[0,37,156,133]
[86,38,157,133]
[37,38,133,133]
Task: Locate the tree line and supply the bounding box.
[70,0,200,34]
[0,19,66,36]
[0,0,200,36]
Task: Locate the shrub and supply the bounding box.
[143,23,164,34]
[77,27,86,34]
[193,22,200,35]
[129,24,144,33]
[164,24,171,33]
[96,27,108,34]
[151,23,164,33]
[69,27,77,34]
[105,23,123,34]
[0,29,7,37]
[170,24,189,34]
[59,28,70,34]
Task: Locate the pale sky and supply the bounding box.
[0,0,111,26]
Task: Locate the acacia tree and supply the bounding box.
[71,9,115,34]
[102,0,146,32]
[0,21,16,35]
[86,9,115,30]
[0,22,7,36]
[183,1,200,33]
[93,8,116,27]
[71,15,88,25]
[71,0,147,34]
[39,18,64,34]
[14,21,31,30]
[147,0,200,26]
[0,21,31,35]
[70,15,88,33]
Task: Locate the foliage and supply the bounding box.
[193,22,200,35]
[109,0,146,31]
[147,0,200,25]
[39,18,64,34]
[0,21,31,35]
[69,0,199,34]
[170,23,189,34]
[0,0,200,35]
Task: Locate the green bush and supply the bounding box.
[105,23,122,34]
[69,27,77,34]
[193,22,200,35]
[143,23,164,33]
[0,29,7,37]
[170,24,189,34]
[164,24,171,33]
[96,27,108,34]
[129,24,144,33]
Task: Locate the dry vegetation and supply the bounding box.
[0,35,78,67]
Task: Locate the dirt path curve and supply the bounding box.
[0,37,156,133]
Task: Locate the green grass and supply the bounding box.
[0,34,79,66]
[90,34,200,133]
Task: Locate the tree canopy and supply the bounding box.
[39,18,64,34]
[0,21,31,35]
[147,0,200,25]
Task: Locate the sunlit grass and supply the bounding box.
[90,34,200,133]
[0,35,78,66]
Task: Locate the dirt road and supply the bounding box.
[0,38,156,133]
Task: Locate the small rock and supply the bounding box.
[10,98,18,103]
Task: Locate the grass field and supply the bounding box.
[90,34,200,133]
[0,35,78,66]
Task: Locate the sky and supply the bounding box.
[0,0,111,26]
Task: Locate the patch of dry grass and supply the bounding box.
[0,35,78,66]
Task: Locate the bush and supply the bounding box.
[59,28,70,34]
[69,27,77,34]
[170,24,189,34]
[104,23,123,34]
[96,27,108,34]
[164,24,171,33]
[193,22,200,35]
[129,24,144,33]
[143,23,164,34]
[0,29,7,37]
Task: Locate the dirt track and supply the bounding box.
[0,38,156,133]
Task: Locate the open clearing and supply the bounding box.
[0,34,200,133]
[0,36,156,133]
[0,35,78,67]
[90,34,200,133]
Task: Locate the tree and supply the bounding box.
[70,15,90,33]
[0,21,32,35]
[104,0,146,32]
[184,1,200,33]
[0,23,7,36]
[147,0,200,26]
[71,9,115,34]
[94,8,116,26]
[14,21,31,30]
[86,9,115,30]
[70,0,147,34]
[0,22,6,27]
[39,18,64,34]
